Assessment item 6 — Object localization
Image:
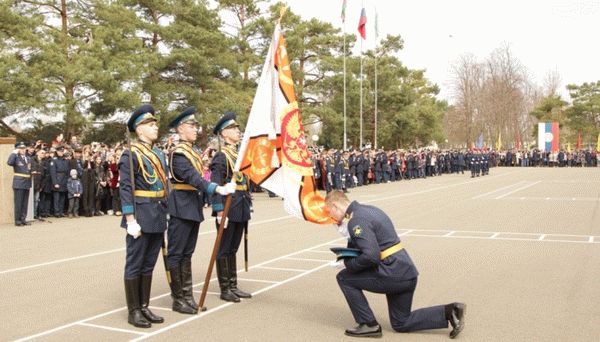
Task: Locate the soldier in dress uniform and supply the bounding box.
[118,104,168,328]
[210,112,253,303]
[325,190,466,339]
[7,142,32,226]
[167,107,235,314]
[50,145,69,217]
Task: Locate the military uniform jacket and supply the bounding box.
[31,158,45,192]
[7,153,32,189]
[118,143,168,233]
[50,157,69,191]
[344,201,419,280]
[210,144,252,222]
[168,142,217,222]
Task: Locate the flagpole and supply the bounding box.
[374,10,378,150]
[343,15,347,151]
[359,34,363,149]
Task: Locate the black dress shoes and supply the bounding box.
[344,323,382,338]
[449,302,466,339]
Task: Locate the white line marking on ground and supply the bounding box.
[15,307,126,341]
[147,306,172,312]
[495,181,541,199]
[590,236,595,243]
[305,250,331,254]
[444,231,455,237]
[490,233,500,238]
[191,291,220,296]
[77,322,146,336]
[471,181,526,199]
[284,257,330,262]
[255,266,310,272]
[0,248,125,275]
[538,234,546,241]
[236,278,279,284]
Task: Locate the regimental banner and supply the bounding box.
[235,24,334,225]
[538,122,559,152]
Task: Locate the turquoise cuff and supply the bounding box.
[207,182,217,196]
[122,204,134,215]
[212,203,224,212]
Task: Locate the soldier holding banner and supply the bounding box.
[210,112,253,303]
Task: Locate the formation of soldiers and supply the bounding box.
[312,148,494,193]
[118,105,250,328]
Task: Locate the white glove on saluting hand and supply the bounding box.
[216,181,236,196]
[126,220,142,239]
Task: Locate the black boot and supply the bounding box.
[181,260,202,311]
[217,257,240,302]
[124,277,151,328]
[228,255,251,299]
[140,274,164,323]
[169,265,197,314]
[446,302,466,339]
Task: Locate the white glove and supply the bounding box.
[328,260,346,270]
[126,221,142,239]
[216,181,236,195]
[216,215,229,227]
[335,221,350,240]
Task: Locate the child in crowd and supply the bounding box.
[67,169,82,218]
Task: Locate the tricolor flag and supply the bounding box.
[537,122,559,152]
[358,8,367,39]
[235,24,334,225]
[341,0,347,23]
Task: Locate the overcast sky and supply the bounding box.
[277,0,599,102]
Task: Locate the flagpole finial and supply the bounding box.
[278,6,288,24]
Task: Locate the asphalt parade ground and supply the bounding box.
[1,167,599,341]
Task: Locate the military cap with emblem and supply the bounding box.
[169,106,199,128]
[56,145,65,151]
[127,104,157,133]
[15,141,26,149]
[213,111,239,135]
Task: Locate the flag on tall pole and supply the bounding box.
[358,7,367,39]
[576,133,582,150]
[234,22,334,225]
[341,0,347,23]
[358,6,366,148]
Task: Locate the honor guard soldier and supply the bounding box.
[119,104,168,328]
[167,107,235,314]
[325,190,466,339]
[210,112,253,303]
[7,142,32,226]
